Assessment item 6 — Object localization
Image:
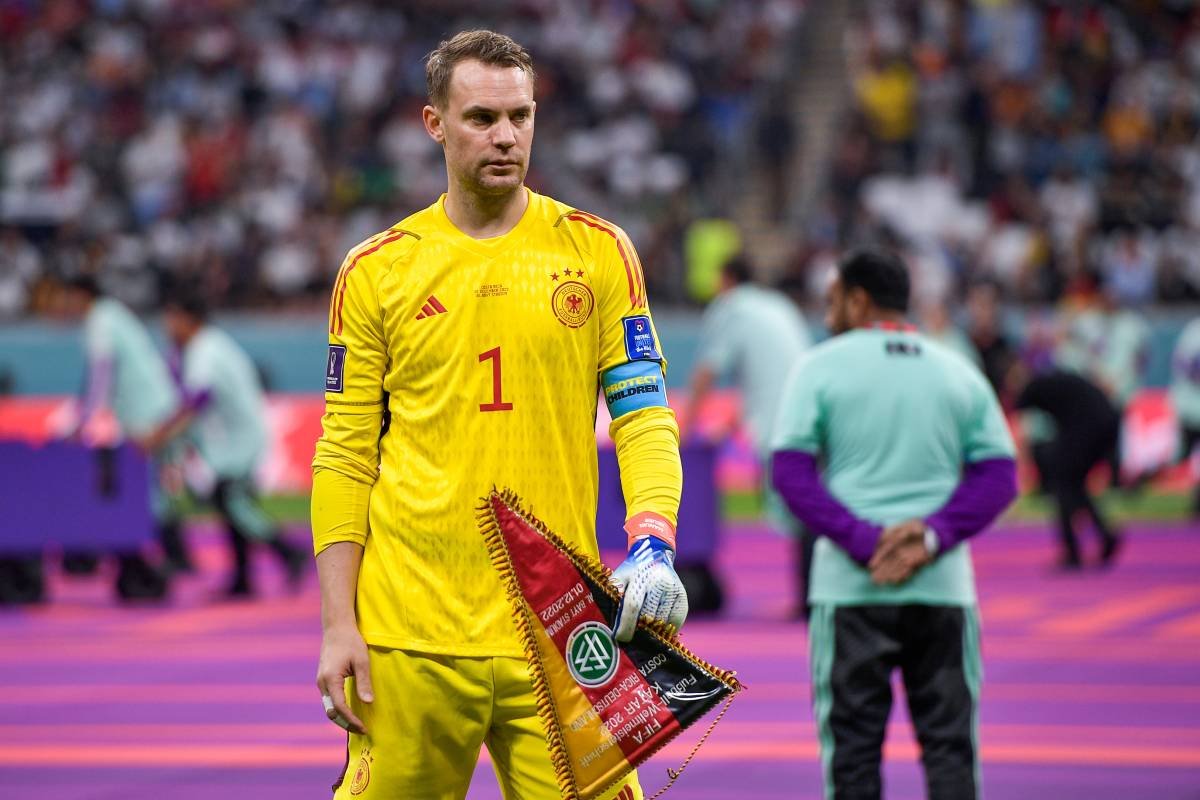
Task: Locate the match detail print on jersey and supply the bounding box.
[477,489,741,800]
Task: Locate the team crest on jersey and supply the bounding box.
[349,747,373,795]
[551,281,595,329]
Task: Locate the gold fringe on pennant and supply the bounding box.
[486,488,742,693]
[476,488,745,800]
[476,489,581,800]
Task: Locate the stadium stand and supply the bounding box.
[0,0,805,314]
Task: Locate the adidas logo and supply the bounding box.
[415,296,448,320]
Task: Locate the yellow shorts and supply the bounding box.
[333,646,642,800]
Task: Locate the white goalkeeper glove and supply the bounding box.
[611,534,688,643]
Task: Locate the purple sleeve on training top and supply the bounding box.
[79,357,113,424]
[925,457,1018,551]
[770,450,881,565]
[182,387,213,412]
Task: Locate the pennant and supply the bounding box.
[477,489,742,800]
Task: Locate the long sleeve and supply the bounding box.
[924,457,1018,551]
[771,449,881,565]
[311,233,397,553]
[611,404,682,546]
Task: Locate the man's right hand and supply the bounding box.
[868,519,931,585]
[316,624,374,734]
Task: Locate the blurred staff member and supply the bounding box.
[58,276,190,579]
[919,297,980,367]
[1170,317,1200,518]
[1094,298,1150,487]
[1058,292,1149,486]
[771,249,1017,800]
[964,279,1015,401]
[1012,367,1123,569]
[683,256,811,611]
[141,290,305,597]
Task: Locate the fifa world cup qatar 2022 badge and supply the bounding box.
[476,490,742,800]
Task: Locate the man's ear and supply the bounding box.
[422,105,445,145]
[847,286,871,324]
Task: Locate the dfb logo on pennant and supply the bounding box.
[567,622,619,687]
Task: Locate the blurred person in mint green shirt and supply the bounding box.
[1171,317,1200,518]
[684,257,812,611]
[57,276,191,575]
[141,287,305,598]
[771,248,1016,799]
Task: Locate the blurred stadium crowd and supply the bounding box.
[0,0,803,316]
[2,0,1200,318]
[810,0,1200,309]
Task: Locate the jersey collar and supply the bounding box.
[867,320,917,332]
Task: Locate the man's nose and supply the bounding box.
[493,118,516,148]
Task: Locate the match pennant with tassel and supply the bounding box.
[477,489,743,800]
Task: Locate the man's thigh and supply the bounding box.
[485,656,643,800]
[333,648,492,800]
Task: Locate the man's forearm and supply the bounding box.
[79,357,114,427]
[316,541,364,631]
[771,449,881,565]
[610,405,682,548]
[924,457,1018,550]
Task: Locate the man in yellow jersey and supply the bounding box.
[311,30,686,800]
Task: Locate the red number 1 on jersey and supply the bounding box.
[479,347,514,412]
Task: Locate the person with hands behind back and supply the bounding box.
[770,248,1017,800]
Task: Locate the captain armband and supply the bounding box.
[602,361,668,419]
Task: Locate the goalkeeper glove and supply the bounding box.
[611,532,688,643]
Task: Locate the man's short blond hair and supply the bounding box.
[425,30,536,109]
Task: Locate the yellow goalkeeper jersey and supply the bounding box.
[313,189,674,657]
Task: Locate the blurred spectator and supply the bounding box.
[0,226,42,317]
[807,0,1200,307]
[756,89,799,220]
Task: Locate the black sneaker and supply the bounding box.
[164,554,196,575]
[221,578,253,599]
[1100,535,1124,568]
[1054,555,1083,573]
[283,547,308,592]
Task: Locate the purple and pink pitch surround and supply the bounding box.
[1,520,1198,799]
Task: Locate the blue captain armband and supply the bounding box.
[602,361,668,419]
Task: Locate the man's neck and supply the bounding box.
[180,324,203,348]
[861,310,910,329]
[444,184,529,239]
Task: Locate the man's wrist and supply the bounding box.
[624,511,677,550]
[923,525,940,556]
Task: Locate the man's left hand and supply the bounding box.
[868,519,932,585]
[611,535,688,642]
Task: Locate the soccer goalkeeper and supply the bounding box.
[311,30,686,800]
